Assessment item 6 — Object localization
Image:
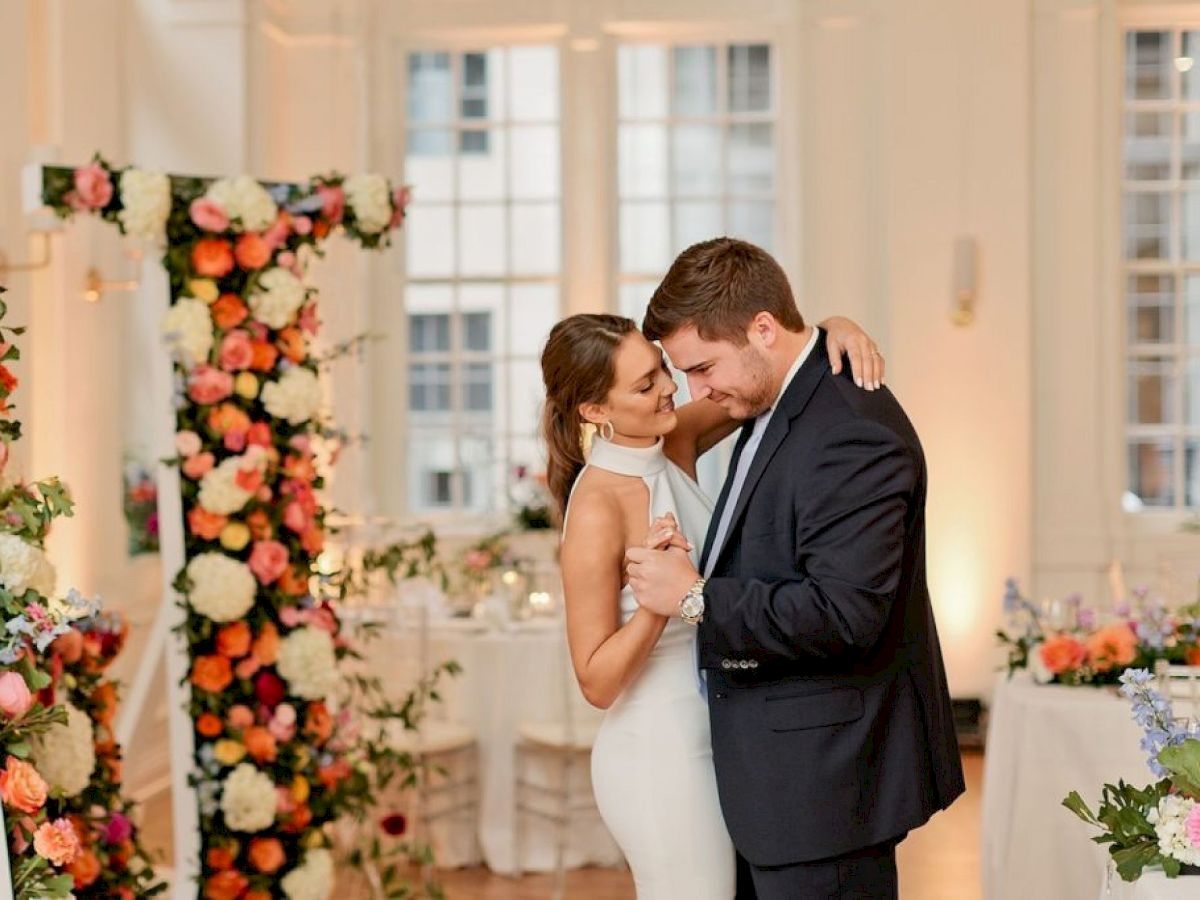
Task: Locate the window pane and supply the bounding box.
[621,201,671,272]
[620,124,669,198]
[728,123,774,192]
[406,131,453,200]
[1187,359,1200,424]
[1124,191,1172,260]
[1183,114,1200,181]
[408,52,453,123]
[1128,274,1175,344]
[408,129,455,158]
[409,363,452,412]
[461,129,490,155]
[1186,439,1200,506]
[1124,112,1171,182]
[458,204,506,275]
[673,201,722,256]
[619,45,668,119]
[459,128,506,199]
[461,52,488,119]
[510,46,558,121]
[510,203,560,275]
[409,431,457,510]
[463,362,493,411]
[406,205,455,277]
[1183,190,1200,260]
[1184,275,1200,345]
[510,125,560,199]
[464,312,491,352]
[672,124,722,195]
[1129,439,1175,507]
[1126,31,1172,102]
[508,284,559,356]
[460,433,496,512]
[729,201,774,251]
[619,281,657,325]
[1128,357,1175,424]
[508,360,544,433]
[1183,32,1200,101]
[672,46,718,116]
[409,313,451,353]
[728,44,771,113]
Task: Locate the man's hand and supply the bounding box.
[625,546,700,617]
[819,316,885,390]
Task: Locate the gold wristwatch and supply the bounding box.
[680,578,706,625]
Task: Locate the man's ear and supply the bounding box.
[747,311,778,349]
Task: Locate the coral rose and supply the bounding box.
[183,451,216,480]
[68,848,101,888]
[317,184,345,223]
[197,712,223,738]
[235,233,271,270]
[277,327,306,363]
[206,845,237,870]
[243,726,277,764]
[191,655,233,693]
[248,836,285,874]
[228,705,255,730]
[0,756,48,813]
[305,702,333,744]
[187,365,234,405]
[249,540,289,585]
[1038,634,1088,675]
[1087,623,1140,673]
[208,402,252,437]
[278,565,310,596]
[33,818,80,866]
[188,507,228,541]
[52,628,85,665]
[203,869,248,900]
[0,671,33,720]
[217,621,252,659]
[249,340,279,372]
[91,681,118,727]
[212,293,249,330]
[219,331,254,372]
[192,239,235,278]
[252,622,280,665]
[246,509,273,541]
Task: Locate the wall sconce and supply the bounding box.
[952,235,978,327]
[83,266,140,304]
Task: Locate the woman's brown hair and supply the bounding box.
[540,314,638,523]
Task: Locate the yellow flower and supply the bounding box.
[188,279,219,303]
[294,746,311,770]
[214,739,247,766]
[302,829,324,849]
[219,522,251,552]
[291,775,310,804]
[234,372,259,400]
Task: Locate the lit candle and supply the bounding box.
[1107,559,1127,608]
[528,591,552,611]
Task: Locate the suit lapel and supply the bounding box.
[699,420,754,574]
[707,332,830,575]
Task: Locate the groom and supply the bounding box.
[625,238,964,899]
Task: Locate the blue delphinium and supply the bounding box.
[1119,667,1196,777]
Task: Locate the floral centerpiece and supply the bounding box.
[1065,668,1200,880]
[122,458,159,555]
[997,578,1200,686]
[510,466,552,531]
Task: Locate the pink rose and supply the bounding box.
[317,185,345,223]
[187,365,234,405]
[283,501,310,534]
[292,215,313,236]
[0,672,33,720]
[182,451,215,480]
[33,818,79,866]
[223,430,247,452]
[288,435,312,454]
[219,331,254,373]
[280,607,303,628]
[175,430,202,458]
[390,185,411,228]
[298,304,319,337]
[276,251,296,270]
[72,163,113,210]
[248,540,289,585]
[189,198,230,233]
[228,704,255,729]
[263,215,291,251]
[309,606,337,634]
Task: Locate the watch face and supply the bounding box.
[682,594,703,617]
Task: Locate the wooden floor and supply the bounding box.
[435,751,984,899]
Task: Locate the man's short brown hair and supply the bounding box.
[642,237,805,344]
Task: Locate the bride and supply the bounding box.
[539,313,882,898]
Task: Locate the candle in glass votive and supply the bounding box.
[528,591,552,612]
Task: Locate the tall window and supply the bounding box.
[403,47,561,514]
[1122,29,1200,511]
[617,42,776,322]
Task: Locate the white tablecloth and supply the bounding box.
[1103,870,1200,899]
[367,617,621,873]
[981,672,1149,900]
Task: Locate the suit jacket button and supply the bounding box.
[721,660,732,670]
[748,660,759,669]
[738,660,750,669]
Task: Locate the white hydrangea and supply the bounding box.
[220,763,277,832]
[206,175,278,232]
[277,626,338,700]
[282,848,334,900]
[118,168,171,242]
[30,703,96,798]
[1150,795,1200,866]
[186,552,256,622]
[197,453,262,515]
[248,268,306,329]
[0,533,57,598]
[1027,641,1054,685]
[343,173,391,234]
[160,297,214,368]
[261,367,321,425]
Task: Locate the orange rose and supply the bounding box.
[276,327,306,363]
[243,726,277,764]
[105,756,122,782]
[300,526,325,554]
[1086,623,1140,673]
[280,803,312,833]
[246,509,272,541]
[91,682,118,727]
[1038,634,1088,675]
[208,403,252,437]
[245,892,272,900]
[317,758,352,788]
[249,341,279,372]
[212,293,249,330]
[278,566,310,597]
[305,702,333,745]
[188,507,228,541]
[206,845,237,871]
[68,849,101,888]
[197,713,223,738]
[192,239,235,278]
[282,454,316,482]
[235,233,272,270]
[203,869,248,900]
[313,218,331,240]
[191,655,233,693]
[52,628,84,664]
[252,622,280,665]
[247,837,285,874]
[217,621,252,659]
[1,757,48,814]
[1188,645,1200,666]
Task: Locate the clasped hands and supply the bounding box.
[626,513,702,618]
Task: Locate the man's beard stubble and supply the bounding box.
[733,344,776,419]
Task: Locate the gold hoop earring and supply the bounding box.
[600,421,615,442]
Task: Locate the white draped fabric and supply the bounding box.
[1103,870,1200,900]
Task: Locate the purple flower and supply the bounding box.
[103,812,132,845]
